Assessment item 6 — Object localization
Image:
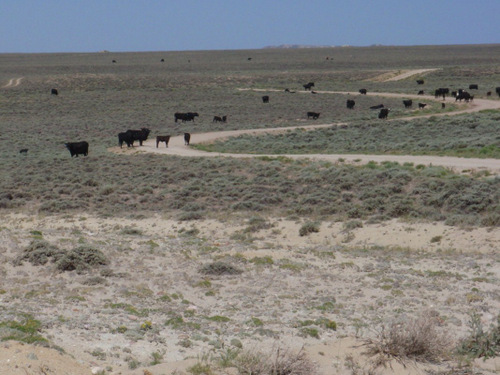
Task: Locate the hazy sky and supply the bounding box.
[1,0,498,53]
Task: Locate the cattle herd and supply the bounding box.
[45,79,500,158]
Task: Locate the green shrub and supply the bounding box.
[299,221,320,236]
[200,261,243,276]
[457,313,500,359]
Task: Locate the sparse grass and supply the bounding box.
[0,314,48,345]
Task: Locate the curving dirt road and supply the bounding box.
[2,77,23,88]
[114,90,500,175]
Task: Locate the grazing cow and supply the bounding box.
[262,95,269,103]
[156,135,170,148]
[213,116,223,123]
[359,88,367,95]
[496,87,500,97]
[378,108,389,119]
[418,103,427,109]
[184,133,191,145]
[222,115,227,123]
[442,103,446,109]
[451,91,457,98]
[434,88,449,99]
[487,91,492,96]
[161,58,165,62]
[417,90,424,95]
[65,141,89,157]
[403,99,413,108]
[51,88,58,95]
[175,112,199,122]
[469,84,478,90]
[303,82,315,91]
[346,99,355,109]
[118,128,150,148]
[247,57,252,61]
[416,79,424,85]
[456,90,472,102]
[112,59,117,63]
[19,149,28,154]
[370,104,384,110]
[307,112,320,119]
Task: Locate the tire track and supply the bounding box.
[2,77,24,88]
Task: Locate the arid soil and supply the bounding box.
[1,71,499,375]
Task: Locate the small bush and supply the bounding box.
[14,239,65,266]
[235,345,317,375]
[364,311,452,364]
[200,261,243,276]
[457,312,500,359]
[299,221,320,237]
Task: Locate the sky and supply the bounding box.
[1,0,498,53]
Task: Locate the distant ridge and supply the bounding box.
[262,44,342,49]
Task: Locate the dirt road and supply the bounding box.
[114,90,500,175]
[1,77,23,88]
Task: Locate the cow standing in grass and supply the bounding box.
[65,141,89,157]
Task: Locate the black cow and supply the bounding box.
[469,84,478,90]
[19,149,28,154]
[65,141,89,157]
[213,116,223,123]
[359,88,367,95]
[127,128,150,146]
[487,91,492,96]
[456,90,472,102]
[262,95,269,103]
[496,87,500,97]
[346,99,355,109]
[416,79,424,85]
[434,88,449,99]
[303,82,315,90]
[442,103,446,109]
[418,103,427,109]
[156,135,170,148]
[403,99,413,108]
[222,115,227,123]
[161,58,165,62]
[378,108,389,119]
[51,88,58,95]
[112,59,117,63]
[175,112,199,122]
[118,128,150,148]
[118,132,133,148]
[307,112,320,119]
[370,104,384,110]
[417,90,424,95]
[184,133,191,145]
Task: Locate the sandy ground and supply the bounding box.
[1,212,499,375]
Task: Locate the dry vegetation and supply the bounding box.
[0,45,499,374]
